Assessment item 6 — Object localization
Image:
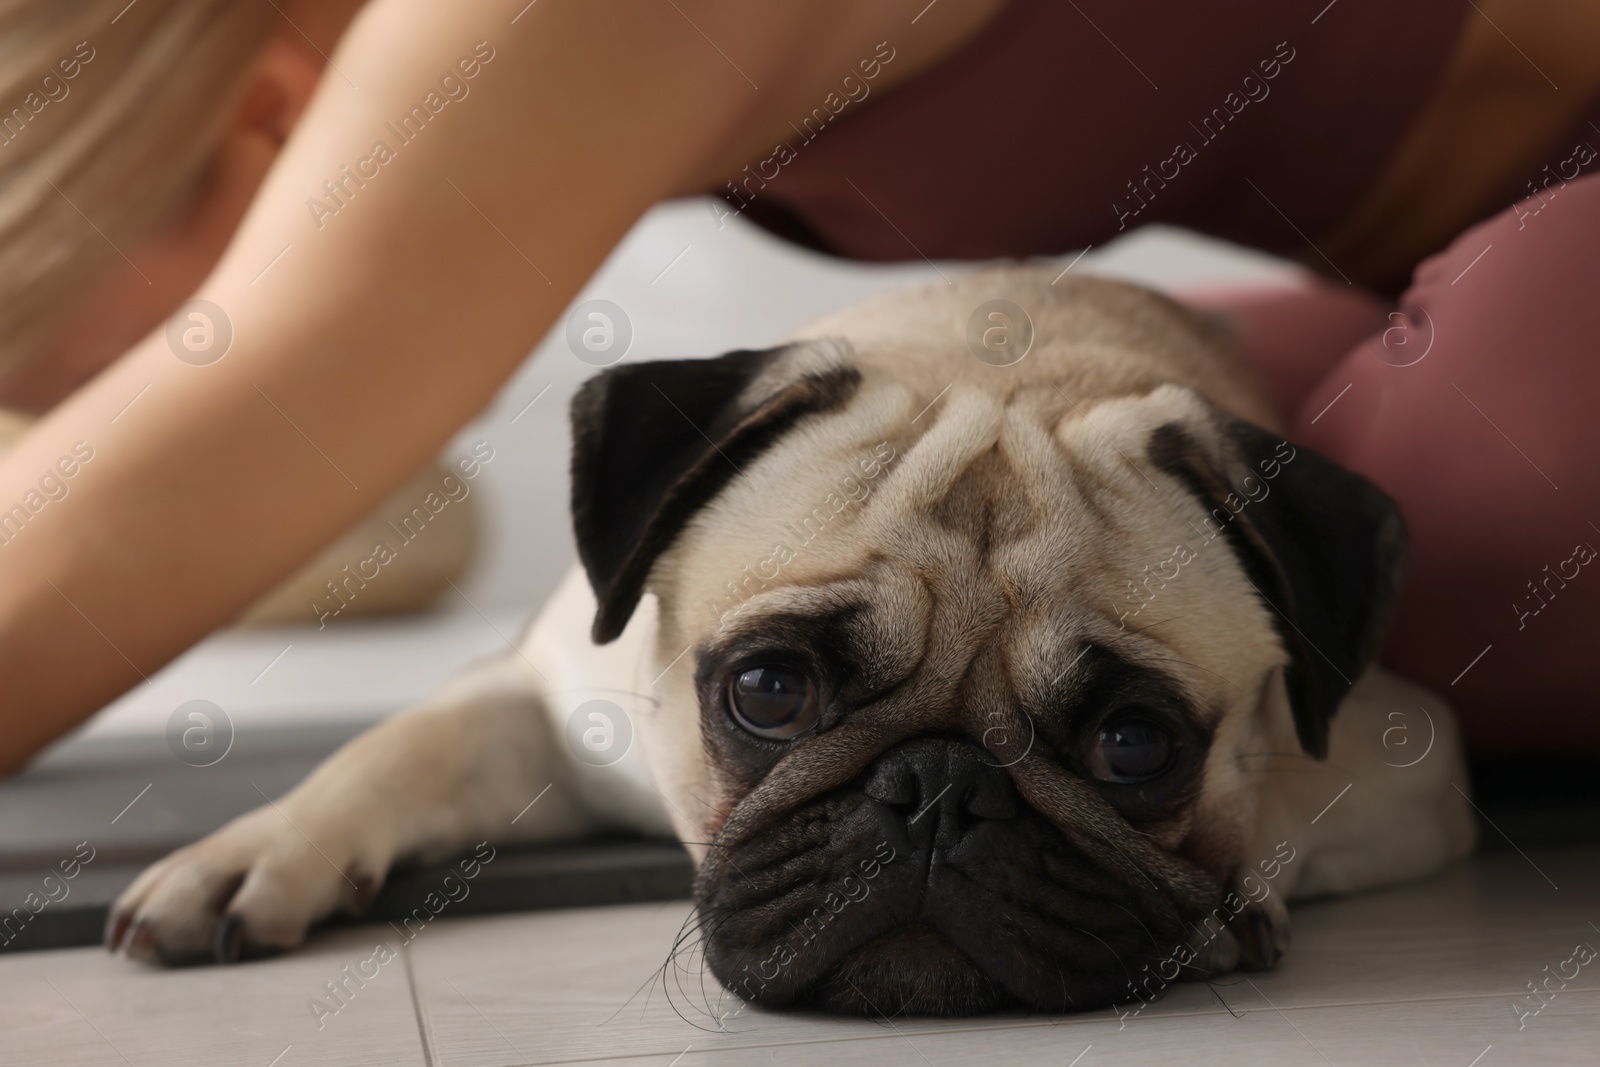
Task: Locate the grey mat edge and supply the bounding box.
[0,838,692,956]
[9,809,1599,957]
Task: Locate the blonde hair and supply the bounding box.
[0,0,278,376]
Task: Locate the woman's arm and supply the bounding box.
[0,0,1002,773]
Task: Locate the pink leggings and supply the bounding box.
[1182,174,1600,754]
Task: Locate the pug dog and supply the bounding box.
[107,266,1476,1016]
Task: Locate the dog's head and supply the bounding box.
[568,274,1405,1017]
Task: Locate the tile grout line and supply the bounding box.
[400,938,439,1067]
[478,984,1600,1066]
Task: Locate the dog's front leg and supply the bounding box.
[107,658,593,964]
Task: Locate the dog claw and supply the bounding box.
[351,873,377,916]
[104,911,131,953]
[1252,910,1282,967]
[214,914,245,964]
[125,921,156,959]
[1232,898,1289,971]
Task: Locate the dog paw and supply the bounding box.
[106,802,381,966]
[1229,889,1290,971]
[1184,882,1291,978]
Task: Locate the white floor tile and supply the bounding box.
[0,926,428,1067]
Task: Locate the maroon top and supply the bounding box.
[724,0,1471,261]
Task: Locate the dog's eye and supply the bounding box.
[728,666,818,739]
[1087,715,1175,783]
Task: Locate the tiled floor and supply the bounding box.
[6,847,1597,1066]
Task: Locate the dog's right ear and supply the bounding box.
[569,341,859,643]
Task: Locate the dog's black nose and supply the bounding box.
[863,737,1018,853]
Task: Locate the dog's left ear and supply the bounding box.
[569,340,859,643]
[1148,414,1407,759]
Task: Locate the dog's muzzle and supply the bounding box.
[694,734,1202,1017]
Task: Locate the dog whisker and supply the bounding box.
[664,905,767,1033]
[678,839,760,889]
[1066,923,1135,985]
[1153,652,1245,696]
[1202,977,1246,1018]
[1110,901,1161,952]
[1118,614,1187,637]
[1102,838,1170,904]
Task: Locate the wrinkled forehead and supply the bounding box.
[667,383,1124,589]
[660,381,1276,709]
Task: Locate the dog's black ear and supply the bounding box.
[1148,417,1407,759]
[570,341,859,643]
